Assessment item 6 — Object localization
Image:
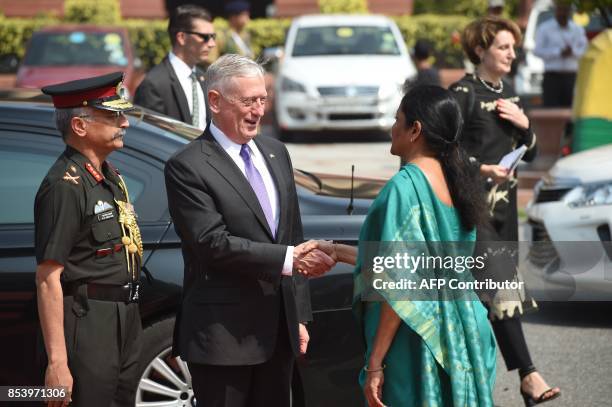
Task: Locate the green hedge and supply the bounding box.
[393,14,472,67]
[122,19,170,68]
[246,18,293,58]
[0,14,471,69]
[318,0,369,14]
[64,0,121,25]
[0,17,59,59]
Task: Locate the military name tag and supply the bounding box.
[97,211,114,222]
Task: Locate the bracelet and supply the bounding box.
[363,364,386,373]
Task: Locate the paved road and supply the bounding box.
[493,302,612,407]
[280,135,534,207]
[262,128,400,180]
[286,141,399,180]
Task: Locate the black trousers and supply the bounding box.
[189,311,295,407]
[491,315,533,372]
[542,71,576,107]
[61,297,143,407]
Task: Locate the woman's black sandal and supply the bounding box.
[519,366,561,406]
[520,389,561,406]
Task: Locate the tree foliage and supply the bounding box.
[571,0,612,27]
[413,0,523,18]
[318,0,369,14]
[63,0,121,25]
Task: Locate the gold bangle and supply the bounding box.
[363,364,386,373]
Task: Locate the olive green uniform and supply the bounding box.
[35,146,143,406]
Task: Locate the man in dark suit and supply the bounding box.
[134,5,214,129]
[164,54,334,407]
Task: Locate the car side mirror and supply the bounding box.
[0,54,19,74]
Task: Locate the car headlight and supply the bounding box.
[280,76,306,93]
[566,183,612,208]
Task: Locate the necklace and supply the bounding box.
[476,75,503,94]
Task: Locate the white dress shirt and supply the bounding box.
[534,18,588,72]
[168,52,206,129]
[209,122,294,276]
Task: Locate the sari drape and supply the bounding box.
[354,164,496,406]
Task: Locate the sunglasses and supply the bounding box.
[79,111,126,125]
[183,31,217,42]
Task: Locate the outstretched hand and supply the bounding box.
[299,240,336,261]
[293,240,336,277]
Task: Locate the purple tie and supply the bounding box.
[240,144,276,237]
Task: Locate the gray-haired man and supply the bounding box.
[164,54,334,407]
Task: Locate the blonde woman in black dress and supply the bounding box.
[450,16,560,406]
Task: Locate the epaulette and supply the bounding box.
[62,164,81,185]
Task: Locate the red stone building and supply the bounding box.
[0,0,414,19]
[0,0,534,29]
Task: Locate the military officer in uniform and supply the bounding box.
[35,72,143,407]
[218,1,254,58]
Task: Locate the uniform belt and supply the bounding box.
[63,282,140,303]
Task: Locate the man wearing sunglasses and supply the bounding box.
[134,4,215,130]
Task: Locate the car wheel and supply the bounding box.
[136,318,195,406]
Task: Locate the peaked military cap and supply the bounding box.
[41,71,134,112]
[225,1,250,15]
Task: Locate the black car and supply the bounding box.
[0,101,384,406]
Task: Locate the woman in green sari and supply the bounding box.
[309,86,497,406]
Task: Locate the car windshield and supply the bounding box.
[24,31,128,66]
[291,25,401,57]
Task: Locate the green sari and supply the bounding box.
[354,164,496,406]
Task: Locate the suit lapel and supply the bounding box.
[200,130,275,240]
[164,57,191,123]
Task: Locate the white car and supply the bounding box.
[275,14,416,139]
[514,0,551,100]
[524,144,612,299]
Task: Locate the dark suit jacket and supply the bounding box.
[164,127,312,365]
[134,56,210,125]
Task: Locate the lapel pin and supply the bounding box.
[269,154,275,158]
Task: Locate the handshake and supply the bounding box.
[293,240,338,278]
